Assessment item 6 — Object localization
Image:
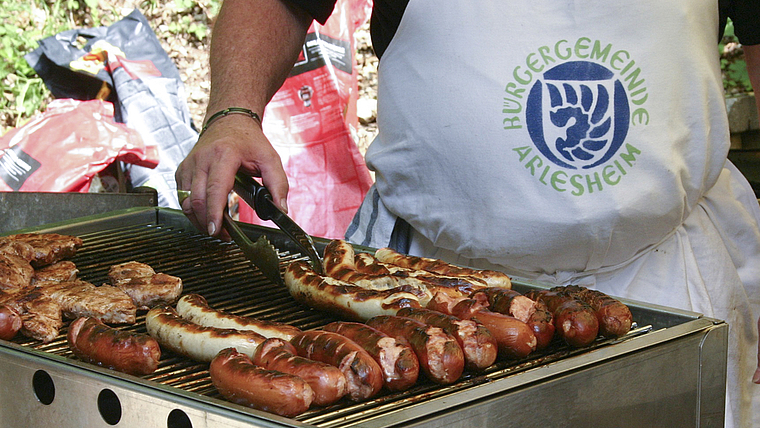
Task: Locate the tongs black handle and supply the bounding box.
[233,173,324,274]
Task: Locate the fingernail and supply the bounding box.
[208,221,216,236]
[278,198,288,213]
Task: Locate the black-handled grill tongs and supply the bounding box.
[232,173,324,276]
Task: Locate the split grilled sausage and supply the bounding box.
[526,289,599,347]
[560,285,633,338]
[290,330,383,401]
[176,294,302,340]
[321,321,420,391]
[374,247,512,289]
[366,315,465,384]
[67,316,160,376]
[285,261,422,321]
[253,337,348,406]
[470,288,555,350]
[210,348,314,417]
[145,306,266,362]
[452,299,537,359]
[396,307,497,371]
[0,305,22,340]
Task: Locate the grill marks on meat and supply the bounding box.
[322,240,488,307]
[108,261,183,310]
[32,261,78,285]
[3,233,82,267]
[285,260,422,322]
[37,280,136,324]
[0,253,34,290]
[1,287,62,342]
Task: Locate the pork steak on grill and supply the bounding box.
[3,233,83,267]
[108,261,183,310]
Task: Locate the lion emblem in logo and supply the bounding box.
[525,61,630,170]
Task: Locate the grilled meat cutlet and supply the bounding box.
[4,233,83,267]
[37,280,136,324]
[108,262,183,309]
[0,253,34,291]
[108,261,156,284]
[32,261,79,285]
[0,239,35,261]
[0,287,62,343]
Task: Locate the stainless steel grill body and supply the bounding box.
[0,208,727,427]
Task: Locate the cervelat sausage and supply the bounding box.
[145,306,266,362]
[290,330,383,401]
[396,307,497,371]
[67,316,161,376]
[525,289,599,347]
[209,348,314,417]
[0,305,22,340]
[560,285,633,338]
[366,315,465,384]
[176,294,302,340]
[253,337,347,406]
[452,299,537,359]
[470,288,555,350]
[321,321,420,391]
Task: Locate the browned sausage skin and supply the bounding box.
[396,307,497,371]
[67,316,161,376]
[0,305,22,340]
[470,288,555,350]
[450,300,537,359]
[525,289,599,347]
[560,285,633,338]
[209,348,314,417]
[366,315,465,384]
[290,330,384,401]
[321,321,420,391]
[253,337,348,406]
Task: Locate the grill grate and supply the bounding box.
[7,220,650,427]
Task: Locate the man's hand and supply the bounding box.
[175,114,288,236]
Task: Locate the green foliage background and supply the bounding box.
[0,0,221,134]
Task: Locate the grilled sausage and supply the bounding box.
[321,321,420,391]
[290,330,384,401]
[470,288,555,350]
[0,304,22,340]
[176,294,302,341]
[67,316,160,376]
[284,260,421,321]
[145,306,266,362]
[210,348,314,417]
[366,315,465,384]
[451,299,537,359]
[253,337,347,406]
[374,247,512,289]
[560,286,633,338]
[526,289,599,347]
[396,307,497,371]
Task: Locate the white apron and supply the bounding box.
[345,1,760,426]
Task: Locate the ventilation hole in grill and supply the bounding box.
[97,389,122,425]
[167,409,193,428]
[32,370,55,405]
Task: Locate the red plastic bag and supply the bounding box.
[238,0,374,239]
[0,99,158,192]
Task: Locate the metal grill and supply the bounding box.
[1,208,727,428]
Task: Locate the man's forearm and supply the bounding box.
[206,0,312,120]
[744,44,760,120]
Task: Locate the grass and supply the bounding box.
[0,0,220,135]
